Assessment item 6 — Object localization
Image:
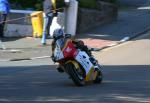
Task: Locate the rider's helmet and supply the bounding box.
[53,28,65,40]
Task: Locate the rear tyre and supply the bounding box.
[66,62,85,86]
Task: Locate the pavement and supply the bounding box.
[0,37,52,61]
[1,1,150,61]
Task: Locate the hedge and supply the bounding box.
[10,0,117,10]
[10,0,42,10]
[77,0,99,9]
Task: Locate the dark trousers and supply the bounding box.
[0,14,7,38]
[41,13,53,44]
[45,14,53,35]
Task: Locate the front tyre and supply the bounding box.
[66,62,85,86]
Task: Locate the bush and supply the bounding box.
[77,0,99,9]
[10,0,42,10]
[10,0,117,10]
[101,0,118,4]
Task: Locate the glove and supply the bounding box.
[51,55,56,62]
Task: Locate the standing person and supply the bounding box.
[41,0,70,45]
[41,0,53,45]
[0,0,10,38]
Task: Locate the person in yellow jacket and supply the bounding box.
[41,0,70,45]
[51,0,70,13]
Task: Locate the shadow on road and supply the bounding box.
[0,37,24,42]
[0,64,150,102]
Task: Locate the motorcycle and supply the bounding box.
[51,35,103,86]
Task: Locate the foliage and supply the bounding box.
[9,0,117,10]
[10,0,42,10]
[77,0,99,9]
[101,0,118,4]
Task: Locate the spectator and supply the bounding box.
[41,0,69,45]
[0,0,10,38]
[41,0,53,45]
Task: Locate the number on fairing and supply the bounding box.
[54,45,64,61]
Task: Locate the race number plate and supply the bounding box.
[54,45,64,61]
[75,51,93,75]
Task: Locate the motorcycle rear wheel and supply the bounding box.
[66,62,85,86]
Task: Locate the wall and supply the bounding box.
[77,2,118,33]
[4,10,33,37]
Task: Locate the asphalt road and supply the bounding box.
[118,0,148,6]
[0,32,150,103]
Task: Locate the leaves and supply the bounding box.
[10,0,42,10]
[10,0,117,10]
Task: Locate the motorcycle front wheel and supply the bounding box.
[65,62,85,86]
[93,65,103,84]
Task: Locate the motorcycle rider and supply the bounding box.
[51,28,97,73]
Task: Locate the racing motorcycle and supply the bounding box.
[51,34,103,86]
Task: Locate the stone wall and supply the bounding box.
[77,2,118,33]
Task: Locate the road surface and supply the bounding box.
[0,32,150,103]
[118,0,148,6]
